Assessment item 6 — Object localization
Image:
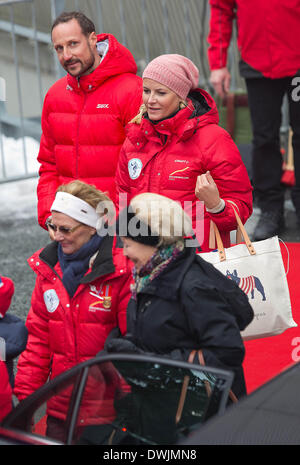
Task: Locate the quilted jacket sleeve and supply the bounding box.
[116,75,143,127]
[14,279,51,401]
[202,126,253,231]
[37,92,60,229]
[37,91,59,229]
[207,0,236,70]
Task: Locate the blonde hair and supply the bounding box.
[57,180,113,217]
[129,104,147,124]
[129,101,188,125]
[129,192,193,247]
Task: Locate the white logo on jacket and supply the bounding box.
[96,103,109,108]
[43,289,59,313]
[128,158,143,179]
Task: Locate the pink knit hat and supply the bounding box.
[142,54,199,100]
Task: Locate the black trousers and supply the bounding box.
[245,75,300,214]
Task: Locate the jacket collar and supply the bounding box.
[137,246,196,300]
[38,235,116,283]
[127,88,218,146]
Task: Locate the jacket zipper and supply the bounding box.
[149,145,166,193]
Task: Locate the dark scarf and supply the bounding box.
[131,240,185,300]
[58,233,103,297]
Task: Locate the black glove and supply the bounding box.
[104,337,142,354]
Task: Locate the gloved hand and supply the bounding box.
[104,337,142,354]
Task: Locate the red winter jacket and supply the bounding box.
[116,89,252,251]
[37,33,142,229]
[0,361,12,422]
[14,236,133,425]
[207,0,300,79]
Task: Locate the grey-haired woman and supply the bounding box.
[106,192,253,400]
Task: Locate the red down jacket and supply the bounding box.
[207,0,300,79]
[0,361,12,423]
[116,89,252,251]
[14,236,133,425]
[37,33,142,229]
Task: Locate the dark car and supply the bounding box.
[0,353,233,445]
[181,361,300,445]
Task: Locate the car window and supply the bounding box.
[3,355,232,445]
[3,372,81,444]
[72,358,232,445]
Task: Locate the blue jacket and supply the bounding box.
[0,314,28,387]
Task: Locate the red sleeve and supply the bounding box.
[117,75,143,127]
[207,0,237,70]
[37,92,60,229]
[14,279,51,401]
[0,362,12,422]
[203,127,253,231]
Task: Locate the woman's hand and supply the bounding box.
[195,171,221,210]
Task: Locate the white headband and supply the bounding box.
[51,192,98,228]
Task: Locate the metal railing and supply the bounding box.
[0,0,245,184]
[0,0,48,183]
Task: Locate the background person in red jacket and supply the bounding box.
[207,0,300,241]
[14,180,133,442]
[116,54,252,252]
[37,11,142,231]
[0,361,12,423]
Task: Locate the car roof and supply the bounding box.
[180,362,300,445]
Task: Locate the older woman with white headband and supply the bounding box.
[14,180,133,442]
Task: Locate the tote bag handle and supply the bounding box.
[211,203,256,261]
[175,349,238,424]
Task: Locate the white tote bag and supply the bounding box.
[200,209,297,340]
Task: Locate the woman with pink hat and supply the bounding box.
[116,54,253,251]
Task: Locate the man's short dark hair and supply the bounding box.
[51,11,96,36]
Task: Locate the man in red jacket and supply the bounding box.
[37,11,142,230]
[207,0,300,240]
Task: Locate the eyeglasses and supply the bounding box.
[46,221,84,235]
